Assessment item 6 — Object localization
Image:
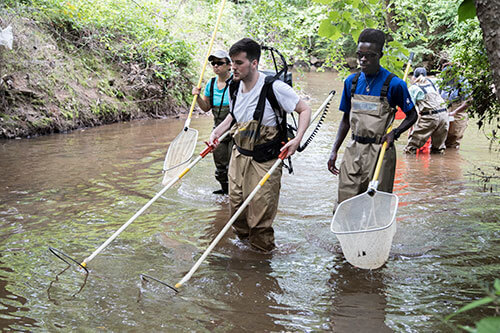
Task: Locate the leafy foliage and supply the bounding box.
[312,0,499,143]
[237,0,330,67]
[446,279,500,333]
[458,0,476,22]
[442,18,500,144]
[2,0,500,143]
[28,0,194,103]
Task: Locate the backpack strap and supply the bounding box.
[252,76,276,140]
[266,80,287,142]
[350,72,361,97]
[209,77,216,108]
[229,75,287,142]
[380,73,396,100]
[228,78,240,118]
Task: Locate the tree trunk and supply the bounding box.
[384,0,398,33]
[474,0,500,103]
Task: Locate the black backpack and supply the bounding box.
[227,45,296,171]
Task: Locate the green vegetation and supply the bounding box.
[0,0,242,137]
[314,0,499,144]
[1,0,499,142]
[445,279,500,333]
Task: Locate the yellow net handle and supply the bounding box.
[185,0,227,127]
[372,125,393,183]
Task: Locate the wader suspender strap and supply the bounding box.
[418,78,438,95]
[350,73,361,97]
[350,72,395,98]
[209,77,229,121]
[209,77,216,108]
[379,73,396,100]
[351,72,396,144]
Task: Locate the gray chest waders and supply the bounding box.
[338,73,397,203]
[415,79,447,116]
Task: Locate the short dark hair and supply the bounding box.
[358,29,385,53]
[229,38,261,62]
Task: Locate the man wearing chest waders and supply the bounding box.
[403,67,449,154]
[327,28,417,207]
[209,38,311,252]
[192,50,233,195]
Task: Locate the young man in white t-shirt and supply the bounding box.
[209,38,311,252]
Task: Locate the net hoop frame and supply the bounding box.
[330,190,399,235]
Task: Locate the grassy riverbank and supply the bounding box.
[0,1,244,139]
[1,13,179,138]
[0,0,332,139]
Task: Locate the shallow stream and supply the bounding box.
[0,72,498,331]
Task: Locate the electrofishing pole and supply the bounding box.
[141,90,336,292]
[49,132,230,272]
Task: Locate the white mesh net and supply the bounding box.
[162,128,198,185]
[331,190,398,269]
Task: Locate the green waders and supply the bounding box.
[212,105,233,192]
[338,91,396,204]
[229,121,282,252]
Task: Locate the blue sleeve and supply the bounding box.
[204,81,211,98]
[339,76,353,113]
[388,78,414,113]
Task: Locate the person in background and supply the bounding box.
[440,64,471,149]
[209,38,311,252]
[192,50,233,194]
[327,28,417,207]
[403,67,449,154]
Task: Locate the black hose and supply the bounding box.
[297,91,335,152]
[48,246,88,274]
[140,274,179,293]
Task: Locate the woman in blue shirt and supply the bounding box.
[192,50,233,194]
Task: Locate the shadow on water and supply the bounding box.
[328,262,392,332]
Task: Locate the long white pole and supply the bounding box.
[80,131,230,267]
[175,152,284,288]
[175,91,336,288]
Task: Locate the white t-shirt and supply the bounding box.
[230,72,300,126]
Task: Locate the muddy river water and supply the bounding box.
[0,72,499,332]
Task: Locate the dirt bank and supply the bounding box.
[0,13,188,139]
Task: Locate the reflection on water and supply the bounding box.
[0,71,499,331]
[0,263,38,331]
[328,263,391,332]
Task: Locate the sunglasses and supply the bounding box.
[211,61,227,66]
[356,52,379,59]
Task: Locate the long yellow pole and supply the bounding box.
[184,0,227,130]
[174,91,337,289]
[78,132,231,268]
